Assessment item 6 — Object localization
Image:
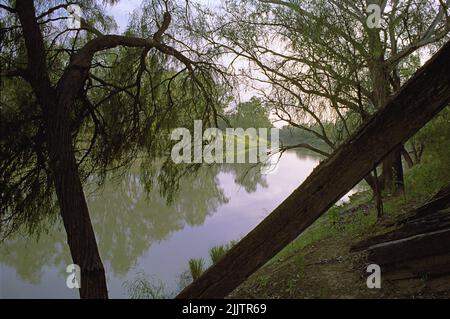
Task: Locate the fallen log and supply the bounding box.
[351,185,450,281]
[177,41,450,299]
[367,228,450,265]
[406,189,450,220]
[382,253,450,280]
[351,196,450,251]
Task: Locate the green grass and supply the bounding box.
[271,130,450,265]
[209,245,229,265]
[188,258,205,281]
[209,241,237,265]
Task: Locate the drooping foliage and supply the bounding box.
[0,0,230,239]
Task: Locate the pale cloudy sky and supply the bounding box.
[105,0,142,31]
[106,0,220,32]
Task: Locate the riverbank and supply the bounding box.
[230,191,450,298]
[229,128,450,298]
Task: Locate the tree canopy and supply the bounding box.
[0,0,230,238]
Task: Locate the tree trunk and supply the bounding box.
[373,171,384,218]
[401,146,414,169]
[368,30,406,194]
[176,41,450,298]
[382,146,405,194]
[364,172,383,218]
[393,147,405,193]
[16,0,108,299]
[372,64,405,193]
[47,101,108,299]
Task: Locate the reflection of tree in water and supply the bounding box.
[292,148,324,162]
[0,225,70,285]
[0,161,266,283]
[89,165,230,276]
[222,163,268,193]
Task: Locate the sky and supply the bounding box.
[106,0,141,32]
[106,0,219,32]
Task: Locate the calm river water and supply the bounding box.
[0,151,355,298]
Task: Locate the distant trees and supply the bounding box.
[0,0,226,298]
[226,97,272,129]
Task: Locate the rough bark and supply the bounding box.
[177,41,450,299]
[373,170,384,218]
[47,116,108,298]
[368,28,405,194]
[372,63,404,193]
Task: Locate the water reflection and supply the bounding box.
[1,151,325,298]
[90,166,232,276]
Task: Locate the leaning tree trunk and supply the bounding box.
[47,102,108,299]
[16,0,108,299]
[177,41,450,298]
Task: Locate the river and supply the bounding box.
[0,151,356,298]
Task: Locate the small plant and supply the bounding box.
[209,245,228,265]
[123,272,169,299]
[188,258,205,281]
[181,240,237,288]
